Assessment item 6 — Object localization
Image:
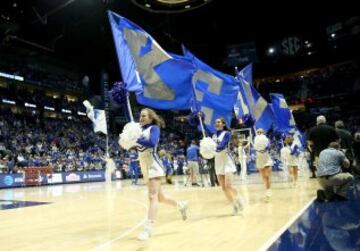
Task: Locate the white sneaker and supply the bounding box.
[264,190,271,202]
[232,203,240,216]
[235,197,244,211]
[137,229,151,241]
[178,201,188,221]
[137,220,153,241]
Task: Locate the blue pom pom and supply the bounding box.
[188,111,205,126]
[242,114,255,127]
[109,82,127,105]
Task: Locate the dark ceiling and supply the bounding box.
[0,0,358,80]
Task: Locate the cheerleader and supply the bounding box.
[254,128,273,201]
[213,118,243,215]
[280,135,299,187]
[136,108,187,241]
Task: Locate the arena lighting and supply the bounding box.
[305,40,309,44]
[268,47,275,54]
[307,52,312,55]
[306,43,312,48]
[131,0,213,13]
[331,33,336,38]
[44,106,55,111]
[0,71,24,81]
[61,109,72,114]
[24,102,37,108]
[77,111,86,116]
[2,99,16,105]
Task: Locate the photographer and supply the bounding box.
[316,142,354,202]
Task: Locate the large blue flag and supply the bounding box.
[270,93,296,133]
[108,11,195,110]
[182,48,239,133]
[236,64,275,132]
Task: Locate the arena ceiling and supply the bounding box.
[0,0,358,78]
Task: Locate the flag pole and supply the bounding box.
[106,134,109,158]
[126,92,134,122]
[198,112,206,138]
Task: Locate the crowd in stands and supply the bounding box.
[1,59,359,183]
[257,61,360,106]
[0,109,190,179]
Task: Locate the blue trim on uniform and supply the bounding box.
[137,125,160,148]
[216,130,231,152]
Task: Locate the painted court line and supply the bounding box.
[258,196,316,251]
[92,198,148,251]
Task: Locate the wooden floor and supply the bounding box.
[0,173,320,251]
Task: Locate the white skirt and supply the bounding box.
[256,151,273,169]
[139,151,165,183]
[215,151,236,175]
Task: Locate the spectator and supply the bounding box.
[307,115,339,177]
[316,142,353,202]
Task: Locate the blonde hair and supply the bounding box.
[141,108,165,128]
[159,149,166,157]
[284,135,294,145]
[256,128,264,134]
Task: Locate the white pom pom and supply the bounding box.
[254,134,269,151]
[200,137,217,159]
[118,122,142,150]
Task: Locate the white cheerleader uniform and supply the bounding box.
[136,124,165,183]
[213,130,236,175]
[254,134,273,169]
[280,145,299,168]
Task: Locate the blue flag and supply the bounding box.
[108,11,195,110]
[236,64,275,132]
[182,48,239,133]
[270,93,296,133]
[237,63,253,86]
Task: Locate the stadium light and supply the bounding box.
[77,111,86,116]
[2,99,16,105]
[331,33,336,38]
[24,102,37,108]
[0,71,24,81]
[44,106,55,111]
[61,109,72,114]
[268,47,275,54]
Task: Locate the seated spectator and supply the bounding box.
[316,142,354,202]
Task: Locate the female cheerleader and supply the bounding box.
[281,135,299,187]
[254,128,273,201]
[213,118,243,215]
[136,108,188,241]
